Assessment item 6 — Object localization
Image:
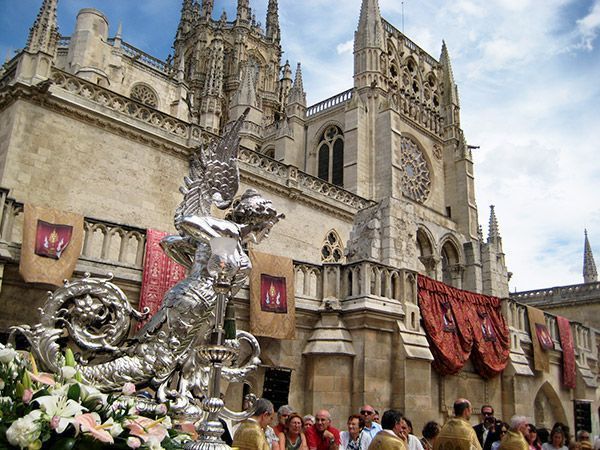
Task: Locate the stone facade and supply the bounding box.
[0,0,598,437]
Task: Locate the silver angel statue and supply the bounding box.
[12,108,284,419]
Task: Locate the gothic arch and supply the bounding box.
[534,381,567,429]
[245,50,267,91]
[130,82,159,108]
[314,124,344,187]
[439,234,463,287]
[263,146,275,159]
[416,226,436,277]
[321,229,344,263]
[401,56,423,101]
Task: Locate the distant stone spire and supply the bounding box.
[201,0,214,19]
[583,229,598,283]
[287,63,306,106]
[237,0,251,23]
[26,0,59,55]
[266,0,280,41]
[440,40,459,107]
[487,205,501,245]
[355,0,385,49]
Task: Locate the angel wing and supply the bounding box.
[174,107,250,231]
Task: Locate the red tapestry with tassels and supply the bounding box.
[137,229,187,329]
[556,316,576,389]
[417,275,510,378]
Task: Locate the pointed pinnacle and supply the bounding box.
[583,229,598,283]
[487,205,501,244]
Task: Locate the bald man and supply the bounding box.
[306,409,341,450]
[434,399,482,450]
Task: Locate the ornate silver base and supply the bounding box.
[184,419,231,450]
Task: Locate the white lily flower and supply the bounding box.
[35,394,86,433]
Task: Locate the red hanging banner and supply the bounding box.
[556,316,576,389]
[137,229,186,329]
[417,275,510,378]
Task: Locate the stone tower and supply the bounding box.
[172,0,285,149]
[583,229,597,283]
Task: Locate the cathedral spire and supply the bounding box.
[26,0,59,55]
[266,0,280,41]
[201,0,214,19]
[487,205,501,245]
[440,40,459,107]
[353,0,386,90]
[237,0,251,23]
[355,0,385,50]
[583,229,598,283]
[287,63,306,106]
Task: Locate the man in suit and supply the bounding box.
[474,405,497,450]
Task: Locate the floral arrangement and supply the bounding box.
[0,343,196,449]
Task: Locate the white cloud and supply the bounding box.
[336,39,353,55]
[576,0,600,49]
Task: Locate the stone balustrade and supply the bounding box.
[504,298,597,364]
[50,68,203,145]
[0,188,146,269]
[306,89,353,117]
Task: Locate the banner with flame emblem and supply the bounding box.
[19,204,84,286]
[249,250,295,339]
[34,220,73,259]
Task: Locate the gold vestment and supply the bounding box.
[434,418,482,450]
[232,418,270,450]
[368,431,407,450]
[499,431,528,450]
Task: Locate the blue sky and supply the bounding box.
[2,0,600,292]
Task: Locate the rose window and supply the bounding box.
[399,137,431,203]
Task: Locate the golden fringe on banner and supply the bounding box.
[249,250,296,340]
[19,204,84,286]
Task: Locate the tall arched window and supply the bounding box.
[317,125,344,186]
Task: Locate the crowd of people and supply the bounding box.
[228,398,599,450]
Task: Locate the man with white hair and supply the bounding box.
[499,416,529,450]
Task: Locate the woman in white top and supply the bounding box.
[340,414,372,450]
[542,427,569,450]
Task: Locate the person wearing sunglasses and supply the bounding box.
[359,405,382,439]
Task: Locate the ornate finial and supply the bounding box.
[287,62,306,106]
[487,205,501,244]
[201,0,214,19]
[237,0,250,23]
[355,0,384,49]
[583,229,598,283]
[440,40,460,107]
[26,0,60,56]
[266,0,280,41]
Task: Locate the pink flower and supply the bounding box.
[50,416,61,430]
[179,422,198,440]
[125,417,168,443]
[122,382,136,395]
[22,388,34,404]
[74,413,114,444]
[127,437,142,449]
[28,371,56,386]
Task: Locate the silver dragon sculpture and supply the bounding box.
[11,108,285,422]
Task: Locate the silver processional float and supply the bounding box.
[11,107,284,449]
